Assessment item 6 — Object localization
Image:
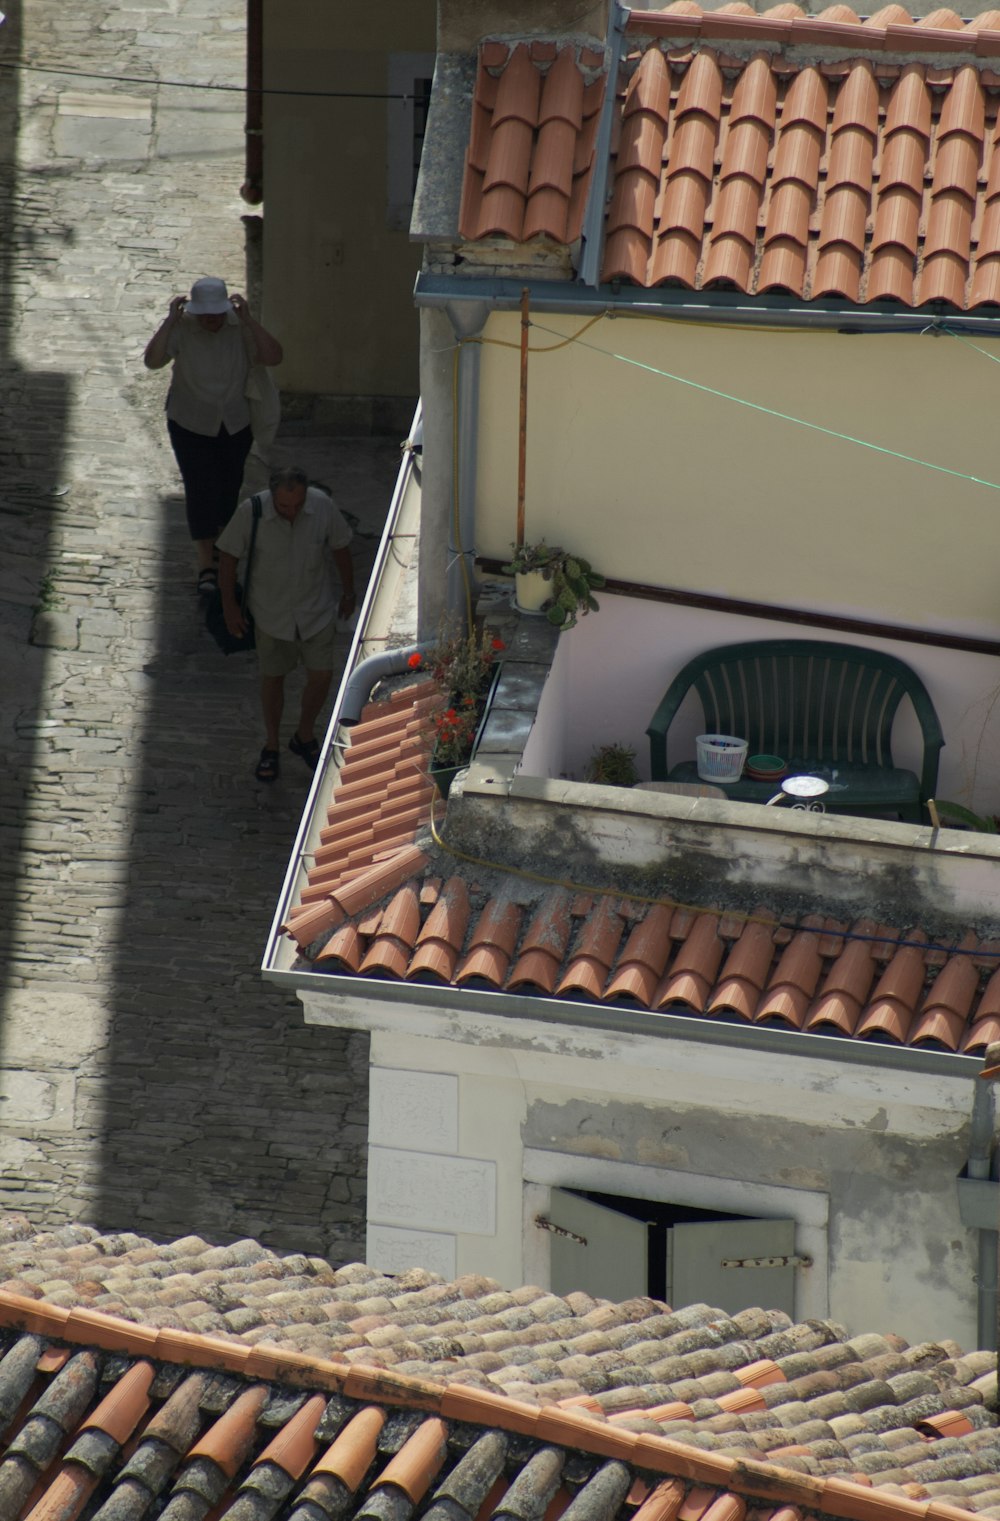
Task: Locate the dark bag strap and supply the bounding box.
[240,494,263,616]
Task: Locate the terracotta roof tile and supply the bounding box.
[285,687,1000,1052]
[457,9,1000,309]
[459,44,605,243]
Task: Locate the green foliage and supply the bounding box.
[407,622,506,769]
[586,742,638,787]
[929,799,998,834]
[545,554,605,629]
[503,542,604,630]
[503,540,561,575]
[35,571,60,612]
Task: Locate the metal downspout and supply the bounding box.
[340,641,434,725]
[578,2,629,289]
[444,301,487,624]
[967,1076,998,1348]
[241,0,263,204]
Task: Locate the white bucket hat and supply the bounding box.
[186,276,231,315]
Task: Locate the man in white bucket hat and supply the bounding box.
[144,276,283,596]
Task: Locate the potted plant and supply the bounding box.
[408,624,506,796]
[503,541,605,628]
[585,742,639,788]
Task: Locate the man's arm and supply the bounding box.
[230,292,283,366]
[143,295,185,370]
[333,546,356,621]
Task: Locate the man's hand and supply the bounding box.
[230,292,251,323]
[222,597,247,639]
[338,590,357,621]
[167,294,186,322]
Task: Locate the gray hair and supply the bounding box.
[269,465,309,493]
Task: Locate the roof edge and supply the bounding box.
[0,1288,978,1521]
[264,961,980,1080]
[414,272,1000,331]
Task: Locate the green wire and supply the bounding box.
[942,324,1000,368]
[530,320,1000,494]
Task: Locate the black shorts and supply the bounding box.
[167,418,253,541]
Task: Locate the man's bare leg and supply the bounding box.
[296,669,333,746]
[261,674,285,751]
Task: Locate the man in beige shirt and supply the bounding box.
[216,466,356,783]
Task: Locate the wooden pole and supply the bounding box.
[516,286,530,548]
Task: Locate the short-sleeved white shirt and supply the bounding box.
[216,487,353,642]
[165,310,252,436]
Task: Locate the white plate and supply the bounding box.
[781,775,830,799]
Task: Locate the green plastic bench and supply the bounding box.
[646,639,944,824]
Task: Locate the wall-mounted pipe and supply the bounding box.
[966,1075,999,1349]
[241,0,263,204]
[340,642,434,725]
[444,300,488,625]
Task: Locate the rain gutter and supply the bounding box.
[415,272,1000,335]
[577,1,629,289]
[262,957,981,1081]
[959,1075,999,1348]
[262,404,424,975]
[241,0,263,204]
[444,300,488,623]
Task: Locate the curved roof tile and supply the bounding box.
[456,15,1000,308]
[288,681,1000,1054]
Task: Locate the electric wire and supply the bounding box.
[0,57,419,99]
[525,317,1000,494]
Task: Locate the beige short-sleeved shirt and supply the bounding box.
[216,487,353,642]
[165,310,252,436]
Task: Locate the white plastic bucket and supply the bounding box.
[696,734,748,783]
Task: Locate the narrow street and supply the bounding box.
[0,0,394,1255]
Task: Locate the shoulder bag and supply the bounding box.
[205,494,262,655]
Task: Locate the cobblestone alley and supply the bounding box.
[0,0,396,1256]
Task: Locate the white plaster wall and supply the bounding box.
[516,591,1000,813]
[263,3,434,396]
[476,313,1000,636]
[334,1008,982,1346]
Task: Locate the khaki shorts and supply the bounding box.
[256,618,336,678]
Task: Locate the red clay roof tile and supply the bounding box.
[254,1391,326,1477]
[634,1482,687,1521]
[459,44,603,243]
[187,1385,270,1477]
[458,11,1000,310]
[509,947,564,994]
[79,1359,154,1442]
[291,685,1000,1052]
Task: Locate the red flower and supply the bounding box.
[407,652,423,669]
[491,637,506,651]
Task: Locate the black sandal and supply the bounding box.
[289,733,321,771]
[255,747,280,783]
[197,567,218,596]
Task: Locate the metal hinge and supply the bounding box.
[721,1254,813,1270]
[534,1215,587,1246]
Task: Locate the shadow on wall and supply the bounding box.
[0,0,72,1040]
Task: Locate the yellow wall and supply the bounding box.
[262,2,434,398]
[475,312,1000,634]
